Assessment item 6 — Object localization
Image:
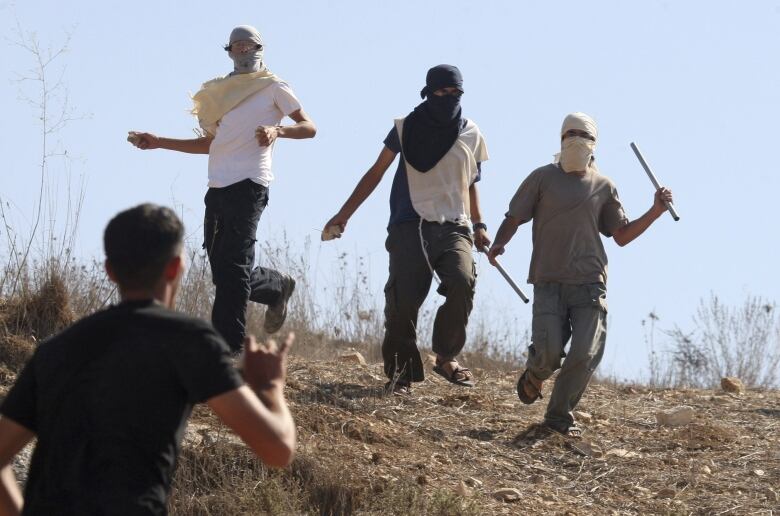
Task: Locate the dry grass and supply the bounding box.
[167,356,780,515]
[0,251,777,514]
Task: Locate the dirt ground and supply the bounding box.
[3,345,777,515]
[188,354,779,515]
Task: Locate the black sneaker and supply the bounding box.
[264,274,296,334]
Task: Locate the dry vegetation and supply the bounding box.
[173,356,780,515]
[0,256,778,515]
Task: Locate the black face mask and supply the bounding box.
[424,94,462,125]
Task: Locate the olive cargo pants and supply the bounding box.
[382,220,476,383]
[527,282,608,431]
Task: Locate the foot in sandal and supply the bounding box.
[433,357,475,387]
[516,369,544,405]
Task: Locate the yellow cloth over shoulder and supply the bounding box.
[191,69,280,136]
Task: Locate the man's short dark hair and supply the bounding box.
[104,204,184,290]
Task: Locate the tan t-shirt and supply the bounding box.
[507,163,629,285]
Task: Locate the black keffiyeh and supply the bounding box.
[401,65,464,173]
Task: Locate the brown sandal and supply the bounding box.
[516,370,544,405]
[433,360,475,387]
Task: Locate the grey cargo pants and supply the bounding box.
[382,220,476,383]
[527,282,608,431]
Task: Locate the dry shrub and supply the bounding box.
[4,272,74,341]
[647,295,780,388]
[0,269,74,373]
[0,334,35,373]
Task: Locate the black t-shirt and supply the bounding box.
[0,300,244,515]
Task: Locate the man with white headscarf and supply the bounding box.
[488,113,673,437]
[129,26,316,352]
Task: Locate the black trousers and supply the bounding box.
[203,179,285,351]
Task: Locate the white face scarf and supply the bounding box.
[559,136,596,173]
[554,112,599,174]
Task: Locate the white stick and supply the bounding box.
[478,246,530,304]
[630,142,680,221]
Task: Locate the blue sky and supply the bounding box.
[2,1,779,380]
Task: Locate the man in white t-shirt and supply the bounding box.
[129,25,316,352]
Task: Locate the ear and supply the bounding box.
[162,254,184,282]
[104,259,118,283]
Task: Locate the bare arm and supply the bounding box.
[256,109,317,146]
[487,215,525,266]
[128,133,214,154]
[612,187,673,247]
[207,334,295,468]
[323,146,398,233]
[469,183,491,249]
[0,418,35,515]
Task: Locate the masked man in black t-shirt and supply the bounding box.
[0,204,296,515]
[323,65,491,395]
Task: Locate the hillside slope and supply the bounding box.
[178,355,779,515]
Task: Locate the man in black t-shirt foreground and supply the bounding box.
[0,204,296,515]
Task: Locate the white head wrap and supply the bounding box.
[560,112,598,140]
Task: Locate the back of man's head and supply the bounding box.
[104,204,184,291]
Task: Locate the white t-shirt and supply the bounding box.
[207,81,302,188]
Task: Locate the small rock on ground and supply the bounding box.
[721,376,745,394]
[655,406,694,427]
[338,351,367,366]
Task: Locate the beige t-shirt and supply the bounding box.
[507,163,629,285]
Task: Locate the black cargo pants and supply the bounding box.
[203,179,285,352]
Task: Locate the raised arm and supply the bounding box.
[612,187,673,247]
[128,132,214,154]
[323,146,397,234]
[255,109,317,146]
[207,334,296,468]
[0,417,35,515]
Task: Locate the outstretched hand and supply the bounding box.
[127,131,160,150]
[242,333,294,392]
